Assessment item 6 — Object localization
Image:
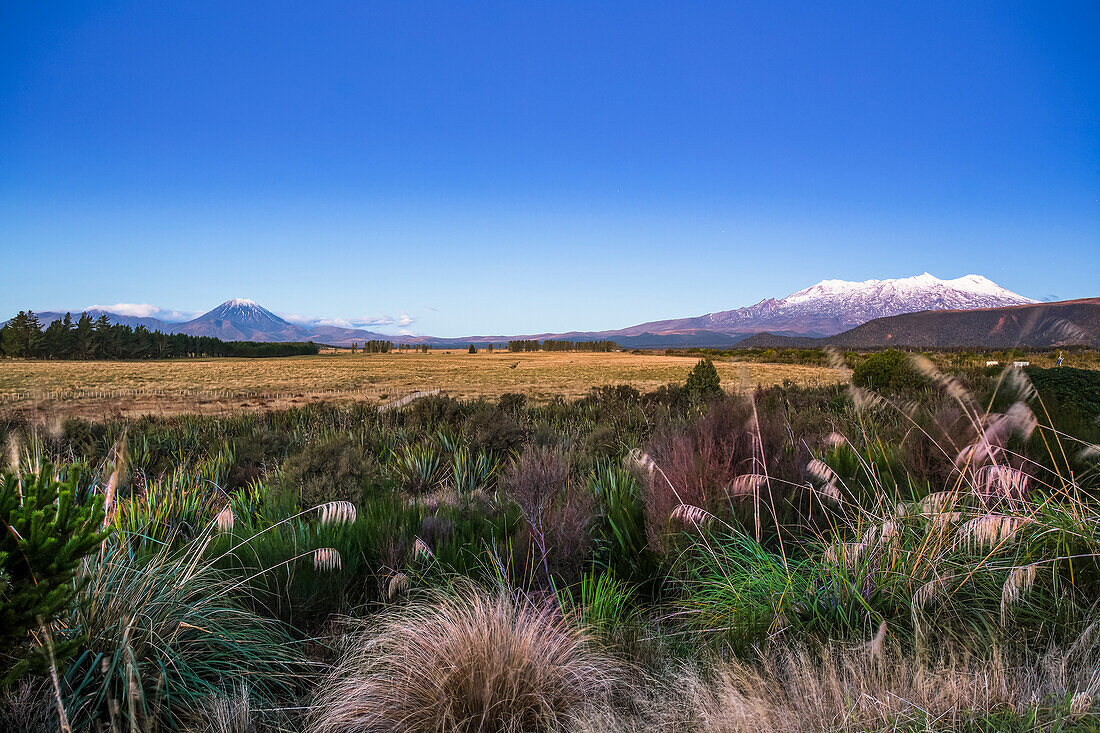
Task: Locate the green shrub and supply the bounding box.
[391,442,443,494]
[684,358,722,401]
[586,463,652,583]
[1026,366,1100,420]
[465,408,525,456]
[279,435,376,507]
[852,350,928,393]
[0,465,106,683]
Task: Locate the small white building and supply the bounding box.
[1013,361,1030,367]
[985,360,999,366]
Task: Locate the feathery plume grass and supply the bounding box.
[729,473,766,497]
[957,514,1029,552]
[670,503,711,526]
[317,500,357,525]
[976,464,1030,503]
[806,459,835,483]
[214,505,235,532]
[625,448,656,476]
[387,572,409,600]
[413,537,433,559]
[1001,563,1038,622]
[312,547,342,571]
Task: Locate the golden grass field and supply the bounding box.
[0,351,840,420]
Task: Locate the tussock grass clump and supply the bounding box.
[579,633,1100,732]
[61,534,302,731]
[312,586,619,733]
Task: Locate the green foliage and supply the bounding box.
[0,466,106,683]
[852,350,928,393]
[0,311,44,358]
[391,442,443,493]
[465,407,525,456]
[279,435,376,507]
[586,464,652,582]
[62,533,301,730]
[450,446,498,493]
[1026,365,1100,419]
[675,530,812,651]
[558,568,637,639]
[684,358,722,401]
[213,492,420,627]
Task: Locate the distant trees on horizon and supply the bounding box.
[0,311,320,360]
[508,339,617,352]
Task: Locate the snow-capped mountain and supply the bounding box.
[15,275,1043,348]
[174,299,307,341]
[608,273,1037,339]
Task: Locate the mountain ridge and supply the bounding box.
[13,274,1052,347]
[738,298,1100,349]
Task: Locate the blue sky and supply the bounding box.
[2,1,1097,336]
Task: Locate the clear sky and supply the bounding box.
[2,1,1097,337]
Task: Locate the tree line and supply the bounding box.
[507,339,618,352]
[1,311,320,360]
[354,340,394,353]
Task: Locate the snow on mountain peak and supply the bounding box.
[692,273,1036,336]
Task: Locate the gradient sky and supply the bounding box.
[2,1,1097,337]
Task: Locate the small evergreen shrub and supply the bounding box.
[279,436,376,507]
[465,408,525,456]
[684,359,723,401]
[852,350,928,393]
[0,465,106,683]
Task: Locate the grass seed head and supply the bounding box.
[313,548,343,571]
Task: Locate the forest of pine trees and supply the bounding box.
[0,311,320,359]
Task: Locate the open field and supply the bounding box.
[0,350,840,419]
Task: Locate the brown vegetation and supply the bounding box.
[0,351,838,420]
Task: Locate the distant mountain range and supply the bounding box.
[739,298,1100,349]
[18,274,1091,349]
[30,299,398,346]
[551,273,1037,346]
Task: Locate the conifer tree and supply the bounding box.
[684,358,722,401]
[0,465,106,683]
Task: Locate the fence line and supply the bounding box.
[0,385,441,406]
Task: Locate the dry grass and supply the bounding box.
[0,351,839,420]
[577,631,1100,732]
[311,586,619,733]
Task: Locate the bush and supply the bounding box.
[587,464,652,582]
[684,358,723,401]
[852,350,927,393]
[0,465,106,683]
[311,587,618,733]
[466,408,525,456]
[279,435,375,507]
[1026,365,1100,419]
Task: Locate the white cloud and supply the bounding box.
[279,312,409,330]
[86,303,196,322]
